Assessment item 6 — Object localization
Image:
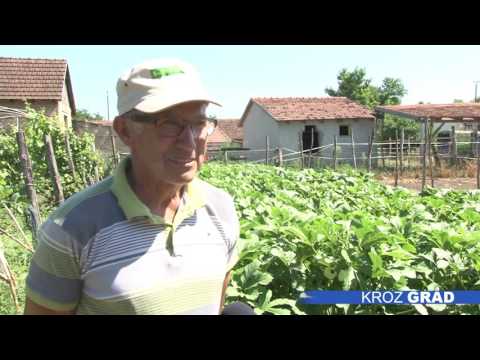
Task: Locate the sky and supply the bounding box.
[1,45,480,120]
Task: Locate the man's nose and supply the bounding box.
[176,124,196,149]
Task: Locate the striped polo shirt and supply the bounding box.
[26,157,240,315]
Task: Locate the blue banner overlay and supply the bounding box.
[298,291,480,305]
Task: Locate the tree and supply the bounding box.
[382,115,420,140]
[326,67,411,140]
[325,68,407,109]
[325,67,379,108]
[377,78,407,105]
[73,109,104,122]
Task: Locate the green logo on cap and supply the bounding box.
[150,66,185,79]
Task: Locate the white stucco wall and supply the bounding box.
[58,82,73,129]
[242,102,375,165]
[242,103,279,160]
[0,99,60,131]
[278,118,374,165]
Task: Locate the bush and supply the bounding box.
[0,106,109,314]
[0,105,107,215]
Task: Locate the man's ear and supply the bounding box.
[113,116,134,147]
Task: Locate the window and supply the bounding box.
[339,125,350,136]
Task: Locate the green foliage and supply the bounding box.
[200,163,480,315]
[0,106,110,314]
[73,108,104,122]
[326,67,412,140]
[325,67,379,109]
[0,105,107,215]
[383,114,420,140]
[325,67,407,110]
[220,142,242,150]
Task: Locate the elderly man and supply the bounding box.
[24,59,252,315]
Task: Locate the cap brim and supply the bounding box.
[134,93,222,114]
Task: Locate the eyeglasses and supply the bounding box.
[132,114,218,139]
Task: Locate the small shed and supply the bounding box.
[240,97,375,161]
[0,57,76,130]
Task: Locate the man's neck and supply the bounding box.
[126,161,185,220]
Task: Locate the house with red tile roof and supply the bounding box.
[207,119,244,151]
[0,57,76,130]
[239,97,375,160]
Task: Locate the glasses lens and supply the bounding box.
[156,121,183,137]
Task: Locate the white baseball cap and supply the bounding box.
[116,58,221,116]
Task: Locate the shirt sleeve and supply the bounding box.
[25,220,82,312]
[225,198,241,272]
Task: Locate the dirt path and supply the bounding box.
[378,176,478,192]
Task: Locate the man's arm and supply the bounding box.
[24,297,75,315]
[219,271,232,314]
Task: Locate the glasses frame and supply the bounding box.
[129,112,218,139]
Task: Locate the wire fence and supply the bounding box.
[207,135,480,191]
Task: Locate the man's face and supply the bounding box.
[125,101,211,186]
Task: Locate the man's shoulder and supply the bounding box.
[49,177,114,221]
[194,178,239,231]
[195,178,235,206]
[45,176,126,246]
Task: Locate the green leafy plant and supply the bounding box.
[200,163,480,315]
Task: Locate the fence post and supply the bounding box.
[388,138,392,169]
[333,135,337,170]
[16,130,41,219]
[224,150,228,164]
[451,126,457,173]
[308,127,314,168]
[3,205,34,252]
[367,130,374,172]
[64,129,76,178]
[471,128,476,156]
[477,121,480,189]
[381,139,385,169]
[407,137,411,170]
[400,128,404,176]
[298,132,304,169]
[91,142,100,183]
[110,127,118,166]
[265,136,269,165]
[351,129,357,169]
[428,119,434,188]
[44,134,64,204]
[27,205,40,248]
[422,119,427,191]
[277,147,283,167]
[395,129,399,187]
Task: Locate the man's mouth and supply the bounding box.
[168,157,195,165]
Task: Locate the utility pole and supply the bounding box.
[474,81,480,103]
[107,90,110,120]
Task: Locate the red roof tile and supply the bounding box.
[217,119,243,141]
[208,126,230,144]
[0,57,76,114]
[243,97,374,124]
